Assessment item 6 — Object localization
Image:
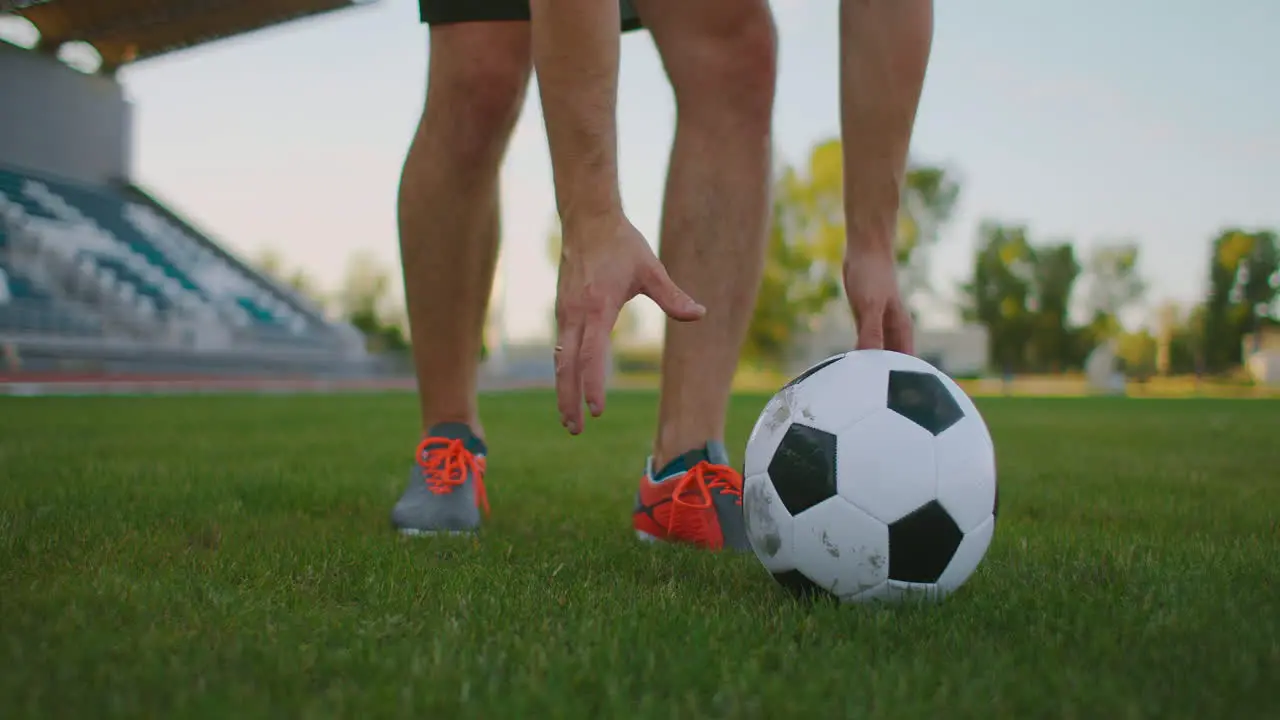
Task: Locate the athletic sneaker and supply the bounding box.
[390,422,488,535]
[632,441,750,552]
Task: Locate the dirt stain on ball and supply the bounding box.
[764,390,794,433]
[820,530,840,558]
[744,482,782,557]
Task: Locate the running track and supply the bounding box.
[0,373,548,396]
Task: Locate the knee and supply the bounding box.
[669,10,777,123]
[434,59,529,136]
[422,30,531,156]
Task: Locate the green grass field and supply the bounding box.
[2,392,1278,718]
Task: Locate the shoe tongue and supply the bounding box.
[425,422,487,456]
[654,441,730,482]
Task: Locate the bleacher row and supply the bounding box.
[0,164,360,356]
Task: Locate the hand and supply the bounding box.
[843,247,915,354]
[554,213,705,434]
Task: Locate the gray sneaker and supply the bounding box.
[390,422,489,536]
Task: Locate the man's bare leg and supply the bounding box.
[625,1,775,552]
[398,23,531,440]
[637,0,778,470]
[391,22,530,535]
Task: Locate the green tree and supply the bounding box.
[1116,329,1158,377]
[1028,242,1082,371]
[962,225,1107,372]
[744,146,844,364]
[897,164,962,302]
[254,246,285,278]
[253,246,327,310]
[959,222,1036,371]
[1203,229,1279,371]
[337,250,391,321]
[337,250,408,352]
[1084,242,1145,334]
[744,139,960,364]
[1154,301,1207,375]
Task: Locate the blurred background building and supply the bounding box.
[0,0,380,380]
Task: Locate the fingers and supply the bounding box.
[579,315,611,419]
[555,307,613,433]
[554,321,584,434]
[884,304,915,355]
[642,262,706,322]
[857,298,914,354]
[854,299,886,351]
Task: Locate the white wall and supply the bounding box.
[1247,350,1280,386]
[0,42,133,185]
[915,327,989,377]
[790,302,990,377]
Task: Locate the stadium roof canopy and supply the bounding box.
[6,0,373,69]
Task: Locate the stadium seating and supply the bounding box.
[0,225,105,338]
[0,163,354,355]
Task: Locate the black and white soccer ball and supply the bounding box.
[743,350,998,603]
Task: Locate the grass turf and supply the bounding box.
[1,392,1277,718]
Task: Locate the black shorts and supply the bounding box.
[419,0,644,32]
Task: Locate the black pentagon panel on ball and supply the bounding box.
[767,423,838,516]
[887,500,964,584]
[781,353,846,390]
[886,370,965,436]
[773,570,840,603]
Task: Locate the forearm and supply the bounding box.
[530,0,624,225]
[839,0,933,254]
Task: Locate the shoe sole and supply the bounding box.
[396,527,477,537]
[635,527,748,553]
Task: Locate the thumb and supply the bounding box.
[854,303,886,351]
[642,263,706,322]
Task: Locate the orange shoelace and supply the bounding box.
[672,461,744,512]
[416,437,489,514]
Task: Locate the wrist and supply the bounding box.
[844,223,897,258]
[844,188,901,256]
[559,184,623,230]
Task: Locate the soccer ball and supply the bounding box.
[742,350,997,603]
